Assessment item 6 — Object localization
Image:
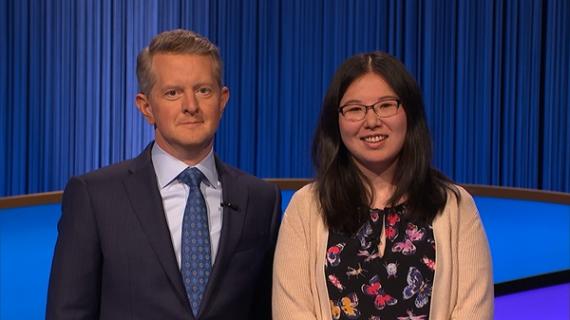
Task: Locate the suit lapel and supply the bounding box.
[122,144,190,311]
[199,158,248,313]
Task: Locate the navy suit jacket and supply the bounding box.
[47,143,281,319]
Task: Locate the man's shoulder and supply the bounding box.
[71,150,149,188]
[79,159,136,181]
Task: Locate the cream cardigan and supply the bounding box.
[273,184,493,320]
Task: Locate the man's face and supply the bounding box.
[136,53,229,164]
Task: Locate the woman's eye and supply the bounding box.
[346,106,363,113]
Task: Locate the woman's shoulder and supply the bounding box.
[445,183,476,208]
[436,183,481,226]
[289,182,318,204]
[283,182,321,219]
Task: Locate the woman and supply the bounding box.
[273,52,493,319]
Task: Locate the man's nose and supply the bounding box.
[182,93,200,113]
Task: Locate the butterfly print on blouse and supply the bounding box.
[331,293,361,320]
[403,267,432,309]
[361,275,398,310]
[391,223,426,256]
[405,223,425,241]
[327,243,346,267]
[328,274,345,291]
[355,221,373,250]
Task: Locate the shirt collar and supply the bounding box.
[151,142,219,189]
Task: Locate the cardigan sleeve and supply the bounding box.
[451,188,494,320]
[272,190,320,320]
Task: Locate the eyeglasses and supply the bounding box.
[338,97,401,121]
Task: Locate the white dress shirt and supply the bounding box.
[151,143,223,267]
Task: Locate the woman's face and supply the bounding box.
[338,72,407,174]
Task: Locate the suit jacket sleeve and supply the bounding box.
[46,177,102,320]
[451,189,494,319]
[251,183,282,320]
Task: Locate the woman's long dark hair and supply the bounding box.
[312,52,458,235]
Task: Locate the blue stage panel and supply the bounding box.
[475,196,570,283]
[0,205,60,320]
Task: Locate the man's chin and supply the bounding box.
[156,137,214,156]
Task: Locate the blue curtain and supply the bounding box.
[1,0,568,196]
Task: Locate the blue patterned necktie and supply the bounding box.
[178,167,211,316]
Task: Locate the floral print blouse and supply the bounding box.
[325,205,436,320]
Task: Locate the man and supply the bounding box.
[47,29,281,320]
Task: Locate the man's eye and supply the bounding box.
[164,89,178,97]
[197,87,213,95]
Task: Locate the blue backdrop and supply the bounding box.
[1,0,569,196]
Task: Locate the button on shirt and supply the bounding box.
[151,143,223,266]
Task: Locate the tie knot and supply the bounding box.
[178,167,205,188]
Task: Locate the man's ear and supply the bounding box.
[135,93,156,125]
[219,86,230,113]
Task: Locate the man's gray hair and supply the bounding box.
[136,29,223,95]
